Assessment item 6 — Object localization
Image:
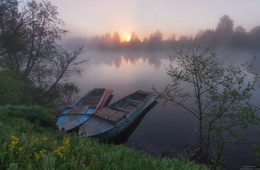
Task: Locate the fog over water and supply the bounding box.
[58,12,260,170]
[67,48,260,169]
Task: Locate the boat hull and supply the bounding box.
[56,88,113,132]
[78,90,155,140]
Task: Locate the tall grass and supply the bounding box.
[0,105,208,169]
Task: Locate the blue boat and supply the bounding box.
[56,88,113,132]
[78,90,155,140]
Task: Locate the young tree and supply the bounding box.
[153,44,259,163]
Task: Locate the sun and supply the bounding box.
[126,35,131,42]
[121,34,132,42]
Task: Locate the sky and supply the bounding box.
[50,0,260,39]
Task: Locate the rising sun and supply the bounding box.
[126,35,131,42]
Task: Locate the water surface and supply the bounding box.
[74,50,260,169]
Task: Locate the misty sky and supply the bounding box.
[50,0,260,39]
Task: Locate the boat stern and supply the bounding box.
[78,117,114,137]
[57,115,89,132]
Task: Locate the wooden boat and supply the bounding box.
[78,90,155,140]
[56,88,113,132]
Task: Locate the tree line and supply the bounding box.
[83,15,260,51]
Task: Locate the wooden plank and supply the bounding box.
[84,98,101,105]
[108,112,125,124]
[95,108,116,119]
[88,97,101,99]
[127,99,141,107]
[68,105,89,114]
[128,99,142,104]
[125,105,136,111]
[113,107,132,113]
[138,90,150,94]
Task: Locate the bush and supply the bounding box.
[0,71,34,105]
[0,105,56,128]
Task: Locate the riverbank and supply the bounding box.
[0,105,208,169]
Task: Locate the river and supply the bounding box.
[72,49,260,169]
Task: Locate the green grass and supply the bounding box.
[0,105,208,170]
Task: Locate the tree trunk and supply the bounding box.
[199,117,204,159]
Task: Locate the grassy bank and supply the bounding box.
[0,105,208,169]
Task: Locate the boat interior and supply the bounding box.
[68,89,106,114]
[94,91,150,124]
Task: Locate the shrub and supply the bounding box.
[0,105,56,128]
[0,71,34,105]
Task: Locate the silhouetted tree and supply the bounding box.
[0,0,25,72]
[128,32,141,50]
[130,32,141,44]
[113,32,121,43]
[104,33,112,42]
[178,35,189,43]
[249,26,260,49]
[215,15,233,42]
[234,25,246,34]
[196,29,215,43]
[149,30,163,42]
[231,26,247,48]
[170,34,176,41]
[0,0,85,106]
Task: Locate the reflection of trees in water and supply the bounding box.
[248,56,260,88]
[86,49,260,88]
[222,50,260,89]
[87,51,163,69]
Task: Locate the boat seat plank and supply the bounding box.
[68,105,89,114]
[95,108,116,119]
[138,90,150,94]
[127,99,141,107]
[87,97,101,99]
[125,105,137,110]
[113,107,132,113]
[108,112,125,124]
[128,99,142,104]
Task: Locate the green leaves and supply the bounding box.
[153,44,259,162]
[0,105,208,169]
[0,71,34,105]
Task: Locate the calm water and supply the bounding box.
[73,50,260,169]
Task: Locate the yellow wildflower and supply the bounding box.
[11,136,19,141]
[19,147,22,151]
[43,137,48,141]
[11,141,18,145]
[36,154,40,160]
[9,145,15,149]
[9,136,20,149]
[57,152,63,158]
